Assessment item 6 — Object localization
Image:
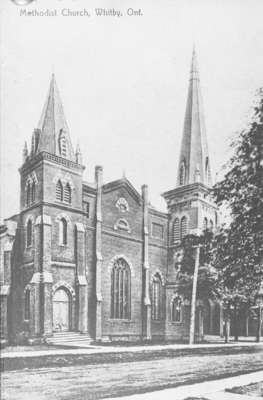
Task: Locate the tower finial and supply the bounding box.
[75,143,82,164]
[190,45,199,80]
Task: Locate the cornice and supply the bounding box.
[20,151,85,175]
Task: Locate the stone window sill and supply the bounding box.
[55,200,72,206]
[108,319,134,324]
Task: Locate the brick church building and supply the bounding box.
[1,50,244,345]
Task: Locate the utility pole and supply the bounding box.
[189,245,200,345]
[256,305,262,342]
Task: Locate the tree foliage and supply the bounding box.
[177,231,219,301]
[212,88,263,304]
[178,89,263,313]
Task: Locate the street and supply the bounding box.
[2,346,263,400]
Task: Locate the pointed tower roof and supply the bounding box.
[177,48,212,187]
[36,74,75,160]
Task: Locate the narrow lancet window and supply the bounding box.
[151,274,162,321]
[171,296,182,322]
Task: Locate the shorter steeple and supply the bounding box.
[177,48,212,187]
[32,74,75,161]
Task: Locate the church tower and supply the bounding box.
[15,74,87,341]
[162,49,218,339]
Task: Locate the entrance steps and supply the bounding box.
[46,332,94,348]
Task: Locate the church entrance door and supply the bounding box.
[53,288,70,332]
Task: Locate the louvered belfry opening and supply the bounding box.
[64,183,71,204]
[180,216,188,239]
[56,180,63,201]
[173,218,180,243]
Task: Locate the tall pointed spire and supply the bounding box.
[177,48,212,187]
[36,74,75,160]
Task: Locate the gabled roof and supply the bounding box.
[102,177,142,205]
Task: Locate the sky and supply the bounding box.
[1,0,263,219]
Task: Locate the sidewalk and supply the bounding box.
[1,339,262,360]
[109,371,263,400]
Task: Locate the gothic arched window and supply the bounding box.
[151,274,162,321]
[56,180,63,202]
[59,130,68,158]
[209,219,214,231]
[179,161,186,186]
[203,217,208,232]
[172,218,180,243]
[111,258,131,319]
[26,219,33,247]
[24,289,30,320]
[64,183,71,204]
[180,216,188,240]
[171,296,182,322]
[59,218,68,245]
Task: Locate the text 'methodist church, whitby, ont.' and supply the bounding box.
[0,49,257,346]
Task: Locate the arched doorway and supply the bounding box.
[53,288,71,332]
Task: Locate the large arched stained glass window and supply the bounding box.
[111,258,131,319]
[151,274,162,321]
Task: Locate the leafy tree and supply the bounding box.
[177,231,219,302]
[212,89,263,341]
